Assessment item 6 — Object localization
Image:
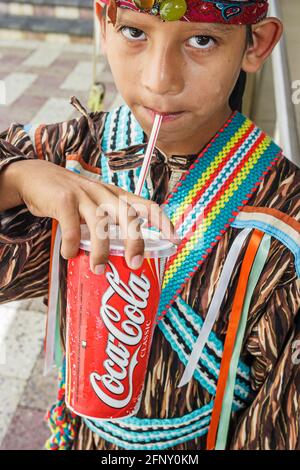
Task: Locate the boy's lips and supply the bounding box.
[143,106,186,123]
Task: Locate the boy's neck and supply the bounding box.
[152,104,233,159]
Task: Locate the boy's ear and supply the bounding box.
[242,17,283,74]
[95,1,107,54]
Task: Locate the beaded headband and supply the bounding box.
[97,0,269,25]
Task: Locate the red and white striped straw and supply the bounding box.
[135,113,163,196]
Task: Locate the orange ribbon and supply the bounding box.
[206,228,264,450]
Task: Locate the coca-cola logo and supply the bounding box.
[90,261,151,408]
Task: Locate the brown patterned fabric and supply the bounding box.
[0,101,299,450]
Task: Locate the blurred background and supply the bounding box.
[0,0,299,450]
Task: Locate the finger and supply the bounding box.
[57,204,81,259]
[79,198,110,274]
[84,184,146,270]
[146,203,181,244]
[117,197,145,270]
[119,193,181,245]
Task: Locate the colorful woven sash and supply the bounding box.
[157,116,281,320]
[158,295,252,408]
[98,105,281,320]
[84,404,212,450]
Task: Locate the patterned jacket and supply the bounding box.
[0,99,299,450]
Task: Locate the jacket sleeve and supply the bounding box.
[230,276,300,450]
[0,123,52,304]
[0,107,105,305]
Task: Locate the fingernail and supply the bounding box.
[94,264,106,275]
[130,255,143,270]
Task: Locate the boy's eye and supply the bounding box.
[119,26,146,41]
[118,27,216,50]
[186,35,216,50]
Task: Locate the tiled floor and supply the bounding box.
[0,299,54,449]
[0,37,121,129]
[0,37,120,450]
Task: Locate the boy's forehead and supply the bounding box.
[101,0,269,25]
[115,8,237,34]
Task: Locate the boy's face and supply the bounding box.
[100,8,249,155]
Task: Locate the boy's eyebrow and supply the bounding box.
[195,23,236,34]
[115,10,236,35]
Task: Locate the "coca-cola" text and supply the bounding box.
[90,261,151,409]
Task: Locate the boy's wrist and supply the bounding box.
[0,158,28,211]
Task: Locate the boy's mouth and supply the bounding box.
[143,106,186,123]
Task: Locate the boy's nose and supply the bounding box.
[141,45,185,97]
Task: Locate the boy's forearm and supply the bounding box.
[0,160,24,212]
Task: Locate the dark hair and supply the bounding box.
[246,24,254,47]
[229,25,253,112]
[229,70,247,112]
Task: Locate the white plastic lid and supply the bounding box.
[79,224,177,259]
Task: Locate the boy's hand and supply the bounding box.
[6,159,180,273]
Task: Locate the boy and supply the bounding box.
[0,0,299,450]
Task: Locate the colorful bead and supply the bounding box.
[133,0,155,9]
[158,0,187,21]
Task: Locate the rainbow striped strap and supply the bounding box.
[156,111,281,321]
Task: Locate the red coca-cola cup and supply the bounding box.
[65,224,176,420]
